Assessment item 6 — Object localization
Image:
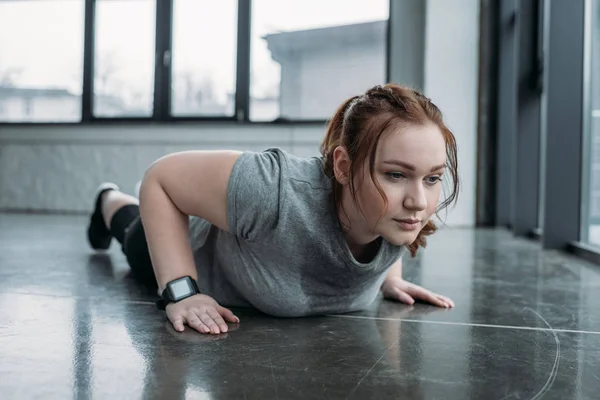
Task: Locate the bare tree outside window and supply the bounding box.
[170,0,237,117]
[93,0,155,117]
[0,0,84,122]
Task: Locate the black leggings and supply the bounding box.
[109,204,157,289]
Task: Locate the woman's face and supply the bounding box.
[337,123,447,247]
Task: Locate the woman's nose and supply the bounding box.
[403,183,427,211]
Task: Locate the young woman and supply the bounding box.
[86,83,459,335]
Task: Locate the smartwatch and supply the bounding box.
[155,276,201,310]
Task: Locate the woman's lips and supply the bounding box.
[393,218,421,231]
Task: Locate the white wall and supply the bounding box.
[281,44,385,119]
[0,124,325,213]
[424,0,480,227]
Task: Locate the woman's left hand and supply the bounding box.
[381,276,455,308]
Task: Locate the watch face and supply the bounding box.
[169,278,194,301]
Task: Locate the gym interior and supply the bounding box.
[1,0,599,398]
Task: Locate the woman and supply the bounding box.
[86,83,459,335]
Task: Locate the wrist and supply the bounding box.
[158,273,198,293]
[156,275,201,310]
[382,274,402,287]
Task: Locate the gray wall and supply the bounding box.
[0,0,480,226]
[424,0,480,227]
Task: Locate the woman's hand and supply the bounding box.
[166,294,239,334]
[381,276,455,308]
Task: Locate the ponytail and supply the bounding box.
[320,95,359,176]
[320,95,360,232]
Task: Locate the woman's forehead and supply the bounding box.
[377,123,446,159]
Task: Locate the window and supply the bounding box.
[582,0,600,246]
[249,0,389,121]
[0,0,84,122]
[94,0,156,117]
[171,0,238,117]
[0,0,392,124]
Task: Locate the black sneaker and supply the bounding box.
[87,182,120,250]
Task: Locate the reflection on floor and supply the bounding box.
[1,213,600,399]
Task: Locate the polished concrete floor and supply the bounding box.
[1,213,600,399]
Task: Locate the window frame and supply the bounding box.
[0,0,392,126]
[494,0,600,264]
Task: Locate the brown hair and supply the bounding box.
[320,83,459,257]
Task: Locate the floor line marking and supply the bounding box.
[326,314,600,335]
[524,307,560,400]
[345,338,399,400]
[127,300,155,305]
[117,301,600,336]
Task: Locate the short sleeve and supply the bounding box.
[227,148,284,241]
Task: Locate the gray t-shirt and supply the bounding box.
[188,147,406,317]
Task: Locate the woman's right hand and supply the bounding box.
[166,294,240,334]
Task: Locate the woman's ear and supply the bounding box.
[333,146,351,185]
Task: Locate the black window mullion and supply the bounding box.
[234,0,251,123]
[153,0,173,121]
[82,0,95,122]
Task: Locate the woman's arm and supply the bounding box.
[139,150,243,335]
[139,150,242,292]
[385,257,403,281]
[381,256,454,308]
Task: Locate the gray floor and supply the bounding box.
[1,213,600,399]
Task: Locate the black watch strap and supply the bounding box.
[155,298,167,311]
[155,276,200,310]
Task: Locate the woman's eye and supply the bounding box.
[426,176,442,185]
[387,172,405,180]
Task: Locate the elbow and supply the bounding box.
[139,159,164,205]
[138,157,187,219]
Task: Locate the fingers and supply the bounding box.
[172,316,185,332]
[400,290,454,308]
[166,295,240,335]
[403,282,453,309]
[411,286,446,308]
[198,310,223,334]
[394,288,415,305]
[186,312,211,334]
[419,291,452,308]
[170,309,238,335]
[424,290,454,308]
[218,306,240,324]
[436,295,455,308]
[429,294,450,308]
[207,308,230,333]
